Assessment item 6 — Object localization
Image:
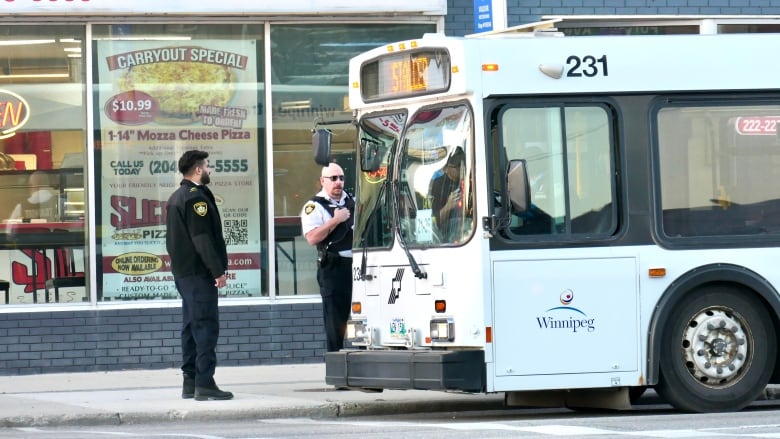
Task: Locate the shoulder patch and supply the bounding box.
[304,203,316,215]
[193,201,208,216]
[189,187,198,192]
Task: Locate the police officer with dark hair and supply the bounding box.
[166,149,232,401]
[300,162,354,353]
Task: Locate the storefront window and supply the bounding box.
[92,24,267,301]
[0,26,88,305]
[270,23,435,295]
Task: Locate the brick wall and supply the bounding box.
[0,302,326,376]
[445,0,768,36]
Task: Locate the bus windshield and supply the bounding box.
[398,103,474,246]
[354,112,405,250]
[354,103,475,250]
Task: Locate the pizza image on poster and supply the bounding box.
[104,46,247,126]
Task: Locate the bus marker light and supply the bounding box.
[482,63,499,71]
[352,302,362,314]
[386,45,395,52]
[452,65,459,74]
[648,268,666,278]
[410,41,418,48]
[399,43,406,50]
[486,326,492,343]
[352,81,359,89]
[434,300,446,313]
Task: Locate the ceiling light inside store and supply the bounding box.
[0,53,71,81]
[280,100,311,111]
[0,73,69,79]
[94,36,192,41]
[0,39,56,46]
[64,48,82,58]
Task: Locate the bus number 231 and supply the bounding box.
[566,55,608,77]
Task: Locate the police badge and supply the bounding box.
[193,201,208,216]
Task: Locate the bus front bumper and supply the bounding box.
[325,349,485,392]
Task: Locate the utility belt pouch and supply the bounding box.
[317,245,330,268]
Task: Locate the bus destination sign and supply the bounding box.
[360,48,450,102]
[735,116,780,136]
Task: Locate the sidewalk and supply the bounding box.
[0,363,504,427]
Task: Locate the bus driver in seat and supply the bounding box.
[428,147,466,243]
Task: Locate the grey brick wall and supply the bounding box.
[446,0,774,36]
[0,302,326,376]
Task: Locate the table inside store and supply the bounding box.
[0,221,84,304]
[275,217,302,295]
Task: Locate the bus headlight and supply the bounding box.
[429,318,454,342]
[346,319,368,344]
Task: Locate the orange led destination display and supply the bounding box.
[360,48,450,102]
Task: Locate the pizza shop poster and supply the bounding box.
[97,40,262,300]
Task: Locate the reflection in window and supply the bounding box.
[498,104,615,238]
[354,112,404,251]
[398,104,474,246]
[0,25,88,305]
[658,104,780,238]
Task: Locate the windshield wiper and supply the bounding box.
[391,179,427,279]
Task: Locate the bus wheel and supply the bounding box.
[656,287,776,412]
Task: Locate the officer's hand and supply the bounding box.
[215,274,227,288]
[334,207,350,223]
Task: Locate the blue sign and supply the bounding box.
[474,0,493,33]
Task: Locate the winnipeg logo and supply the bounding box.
[387,268,405,304]
[535,289,596,333]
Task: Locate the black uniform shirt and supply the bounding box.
[165,179,227,279]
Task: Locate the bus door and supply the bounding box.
[488,103,641,382]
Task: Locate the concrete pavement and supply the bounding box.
[0,363,504,427]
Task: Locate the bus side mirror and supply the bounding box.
[507,159,530,214]
[360,138,382,172]
[312,129,332,166]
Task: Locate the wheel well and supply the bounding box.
[647,264,780,385]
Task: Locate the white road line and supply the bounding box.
[261,418,780,437]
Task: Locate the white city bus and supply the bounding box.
[317,28,780,413]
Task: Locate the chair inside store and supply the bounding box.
[45,245,85,302]
[44,227,85,303]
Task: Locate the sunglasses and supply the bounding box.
[323,175,345,182]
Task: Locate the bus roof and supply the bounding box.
[348,31,780,109]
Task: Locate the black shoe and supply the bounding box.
[182,375,195,399]
[194,385,234,401]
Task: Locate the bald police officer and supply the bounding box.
[301,162,354,353]
[166,150,232,401]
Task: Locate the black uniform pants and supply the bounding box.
[176,273,219,387]
[317,255,353,352]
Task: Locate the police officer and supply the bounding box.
[166,150,232,401]
[300,163,354,352]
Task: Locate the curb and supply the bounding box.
[0,398,505,428]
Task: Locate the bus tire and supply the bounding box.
[656,286,776,412]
